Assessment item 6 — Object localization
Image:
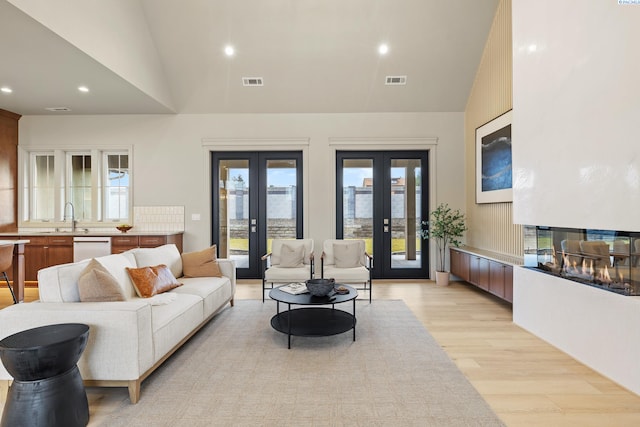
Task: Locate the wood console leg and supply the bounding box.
[128,380,141,404]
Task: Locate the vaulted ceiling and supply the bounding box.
[0,0,499,115]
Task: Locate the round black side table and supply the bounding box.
[0,323,90,427]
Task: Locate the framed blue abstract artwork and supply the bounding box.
[476,110,512,204]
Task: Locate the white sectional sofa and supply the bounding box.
[0,244,235,403]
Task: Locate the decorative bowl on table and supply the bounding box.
[305,278,335,297]
[116,225,133,233]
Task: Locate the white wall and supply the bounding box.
[8,0,173,110]
[514,266,640,396]
[18,112,464,263]
[512,0,640,232]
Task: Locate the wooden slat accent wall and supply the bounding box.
[464,0,523,258]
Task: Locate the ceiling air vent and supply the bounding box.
[45,107,72,112]
[385,76,407,85]
[242,77,264,87]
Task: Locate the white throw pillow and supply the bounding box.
[279,244,305,268]
[333,242,362,268]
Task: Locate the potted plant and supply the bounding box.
[421,203,467,285]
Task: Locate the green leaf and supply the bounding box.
[420,203,467,271]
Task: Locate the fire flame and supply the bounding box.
[598,265,612,283]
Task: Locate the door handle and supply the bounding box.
[384,218,389,233]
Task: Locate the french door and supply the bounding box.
[336,151,429,279]
[212,151,303,279]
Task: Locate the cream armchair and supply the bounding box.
[262,239,314,302]
[320,239,373,303]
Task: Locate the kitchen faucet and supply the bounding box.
[64,202,77,233]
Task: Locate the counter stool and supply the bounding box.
[0,245,17,304]
[0,323,90,427]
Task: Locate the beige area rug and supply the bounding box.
[94,300,505,426]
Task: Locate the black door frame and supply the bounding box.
[211,151,303,279]
[336,150,429,279]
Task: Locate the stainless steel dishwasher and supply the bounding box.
[73,236,112,262]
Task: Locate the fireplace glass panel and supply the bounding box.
[526,226,640,296]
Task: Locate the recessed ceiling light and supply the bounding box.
[1,87,12,93]
[78,86,90,93]
[378,44,389,55]
[224,45,235,56]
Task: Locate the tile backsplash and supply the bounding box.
[133,206,185,232]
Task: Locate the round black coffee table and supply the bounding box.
[0,323,90,427]
[269,284,358,348]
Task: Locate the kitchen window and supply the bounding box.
[68,153,93,221]
[30,153,55,221]
[22,148,131,225]
[104,153,130,221]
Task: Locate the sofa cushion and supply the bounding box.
[181,246,222,278]
[172,276,232,318]
[78,259,126,302]
[38,260,89,302]
[93,253,139,299]
[126,264,183,298]
[150,293,203,363]
[130,244,183,278]
[38,253,137,302]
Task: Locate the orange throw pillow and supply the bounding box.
[126,264,182,298]
[181,245,223,278]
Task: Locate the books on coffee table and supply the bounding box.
[279,283,309,295]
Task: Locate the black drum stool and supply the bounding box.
[0,323,90,427]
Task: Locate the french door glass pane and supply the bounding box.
[69,154,92,220]
[105,154,130,220]
[266,159,298,253]
[342,159,374,256]
[218,160,249,269]
[32,154,55,220]
[390,159,422,269]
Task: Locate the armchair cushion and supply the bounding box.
[323,239,366,266]
[280,244,305,268]
[271,239,313,265]
[333,242,362,268]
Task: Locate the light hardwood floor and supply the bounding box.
[2,281,640,426]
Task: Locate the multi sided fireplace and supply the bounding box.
[524,226,640,296]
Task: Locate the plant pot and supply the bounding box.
[435,271,450,286]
